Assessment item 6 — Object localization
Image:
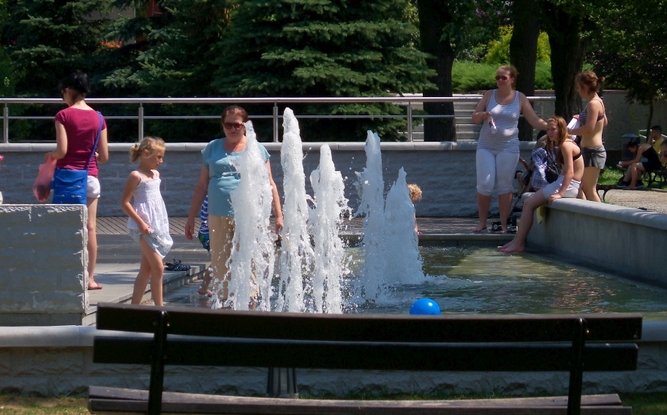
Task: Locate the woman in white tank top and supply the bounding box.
[471,65,548,233]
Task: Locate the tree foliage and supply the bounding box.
[589,0,667,131]
[1,0,112,96]
[212,0,435,141]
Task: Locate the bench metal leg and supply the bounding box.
[267,367,299,398]
[567,318,586,415]
[148,310,169,415]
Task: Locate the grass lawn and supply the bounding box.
[2,392,667,414]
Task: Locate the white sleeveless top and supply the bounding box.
[127,175,171,242]
[477,90,521,153]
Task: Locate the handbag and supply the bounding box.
[33,155,57,202]
[52,112,103,204]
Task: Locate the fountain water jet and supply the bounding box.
[277,108,314,312]
[354,133,426,303]
[308,143,351,313]
[226,121,276,311]
[216,111,423,312]
[355,131,387,300]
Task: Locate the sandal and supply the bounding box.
[165,259,191,272]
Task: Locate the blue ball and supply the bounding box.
[409,298,441,315]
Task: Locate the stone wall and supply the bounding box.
[0,141,504,218]
[527,198,667,288]
[0,205,88,325]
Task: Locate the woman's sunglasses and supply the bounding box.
[223,122,244,129]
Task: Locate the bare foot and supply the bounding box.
[88,280,103,290]
[473,225,488,233]
[498,240,525,253]
[497,241,511,251]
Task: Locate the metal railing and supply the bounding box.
[0,95,555,143]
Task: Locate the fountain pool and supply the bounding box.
[170,244,667,318]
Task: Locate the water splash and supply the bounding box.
[214,114,423,313]
[309,144,351,313]
[227,121,276,311]
[355,131,386,300]
[383,167,425,285]
[277,108,313,312]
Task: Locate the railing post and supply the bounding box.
[273,102,279,142]
[407,102,413,142]
[138,103,144,141]
[3,104,8,143]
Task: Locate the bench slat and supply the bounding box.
[88,387,632,415]
[94,337,638,372]
[95,303,642,343]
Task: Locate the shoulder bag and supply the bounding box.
[52,111,103,204]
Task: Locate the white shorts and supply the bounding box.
[541,176,580,198]
[87,175,101,199]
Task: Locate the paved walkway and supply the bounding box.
[88,188,667,310]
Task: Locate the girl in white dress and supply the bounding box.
[121,137,173,306]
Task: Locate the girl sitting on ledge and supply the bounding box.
[499,116,584,253]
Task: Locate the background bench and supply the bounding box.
[89,303,642,415]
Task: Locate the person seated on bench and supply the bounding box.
[499,116,583,253]
[649,125,664,156]
[617,138,662,189]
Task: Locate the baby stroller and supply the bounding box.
[512,136,560,215]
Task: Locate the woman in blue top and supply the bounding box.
[185,105,283,303]
[471,65,548,233]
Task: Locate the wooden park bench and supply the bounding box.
[88,303,642,415]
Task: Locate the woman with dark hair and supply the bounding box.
[47,70,109,290]
[568,70,607,202]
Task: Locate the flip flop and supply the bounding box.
[472,226,488,234]
[88,282,103,290]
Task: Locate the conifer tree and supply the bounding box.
[212,0,435,141]
[1,0,111,95]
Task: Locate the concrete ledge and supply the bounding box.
[0,205,88,326]
[527,198,667,288]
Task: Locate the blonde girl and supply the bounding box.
[121,137,173,306]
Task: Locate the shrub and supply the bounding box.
[453,61,553,93]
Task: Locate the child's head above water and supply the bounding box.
[407,183,422,203]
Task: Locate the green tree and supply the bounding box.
[212,0,434,141]
[103,0,233,97]
[0,0,112,141]
[510,0,542,140]
[1,0,112,96]
[540,0,594,118]
[417,0,510,141]
[99,0,235,141]
[590,0,667,133]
